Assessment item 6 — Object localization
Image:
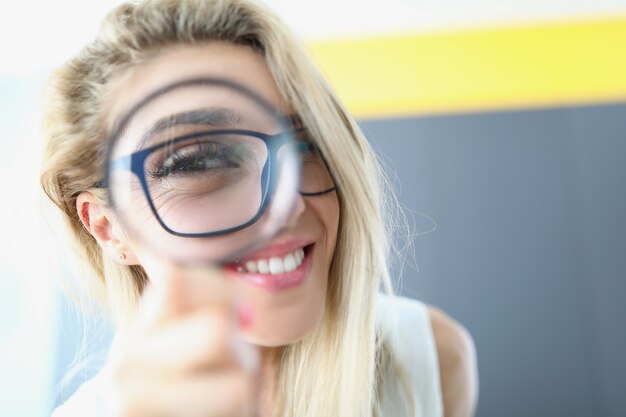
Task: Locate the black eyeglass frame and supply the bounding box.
[105,128,293,238]
[100,128,337,238]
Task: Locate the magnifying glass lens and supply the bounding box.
[105,79,299,264]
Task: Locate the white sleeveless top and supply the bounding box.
[376,295,443,417]
[52,295,442,417]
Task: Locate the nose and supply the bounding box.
[283,192,306,230]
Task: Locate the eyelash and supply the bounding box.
[147,140,237,179]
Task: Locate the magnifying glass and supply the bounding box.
[103,77,300,265]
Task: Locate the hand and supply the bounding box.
[103,265,259,417]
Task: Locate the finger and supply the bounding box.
[109,370,254,417]
[180,264,236,310]
[121,310,241,374]
[138,269,185,327]
[140,264,235,327]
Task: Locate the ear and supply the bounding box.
[76,191,139,265]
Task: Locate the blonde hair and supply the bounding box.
[40,0,406,415]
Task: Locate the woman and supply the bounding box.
[41,0,478,416]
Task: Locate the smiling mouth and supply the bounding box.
[226,244,315,291]
[235,246,305,274]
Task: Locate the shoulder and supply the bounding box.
[376,294,478,417]
[376,295,444,416]
[426,305,479,417]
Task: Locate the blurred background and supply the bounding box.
[1,1,625,416]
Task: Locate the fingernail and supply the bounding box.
[237,301,255,330]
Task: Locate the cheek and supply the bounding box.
[321,195,340,257]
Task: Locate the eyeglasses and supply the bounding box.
[99,128,335,238]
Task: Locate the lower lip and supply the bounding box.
[229,245,314,292]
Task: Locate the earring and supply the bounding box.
[119,253,127,261]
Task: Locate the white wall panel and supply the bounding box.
[2,0,626,75]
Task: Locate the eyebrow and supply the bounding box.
[134,108,244,150]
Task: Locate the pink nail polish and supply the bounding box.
[237,301,255,329]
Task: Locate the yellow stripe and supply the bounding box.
[307,16,626,117]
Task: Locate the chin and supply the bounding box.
[237,271,328,347]
[223,235,330,347]
[241,311,324,347]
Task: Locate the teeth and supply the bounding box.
[244,261,258,273]
[239,247,306,275]
[269,257,284,275]
[257,259,269,274]
[284,253,297,272]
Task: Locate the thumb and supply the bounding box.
[138,264,186,327]
[139,263,234,327]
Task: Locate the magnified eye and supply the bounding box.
[143,132,269,205]
[148,139,238,179]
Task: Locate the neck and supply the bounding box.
[255,346,283,417]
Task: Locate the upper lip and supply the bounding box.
[237,238,313,261]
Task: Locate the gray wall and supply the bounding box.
[362,102,626,417]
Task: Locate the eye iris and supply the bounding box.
[295,140,314,159]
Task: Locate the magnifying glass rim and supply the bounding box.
[103,76,298,238]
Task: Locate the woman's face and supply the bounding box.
[105,42,340,346]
